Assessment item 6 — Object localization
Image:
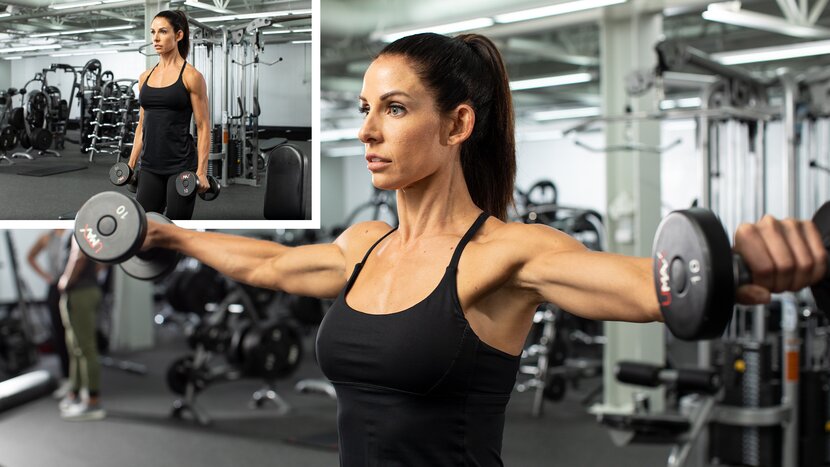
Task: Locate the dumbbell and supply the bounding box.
[653,202,830,340]
[175,171,220,201]
[108,162,138,193]
[74,191,180,280]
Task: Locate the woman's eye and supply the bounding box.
[389,105,405,116]
[358,105,369,116]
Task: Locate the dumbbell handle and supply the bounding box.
[616,361,721,394]
[733,254,752,289]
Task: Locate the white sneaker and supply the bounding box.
[52,380,71,399]
[58,394,79,412]
[60,402,106,421]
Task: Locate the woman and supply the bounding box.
[142,34,825,465]
[57,237,105,421]
[128,9,210,220]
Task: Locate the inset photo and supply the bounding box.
[0,1,312,222]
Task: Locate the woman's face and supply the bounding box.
[150,17,181,56]
[358,54,457,191]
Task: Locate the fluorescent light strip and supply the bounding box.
[702,4,830,39]
[291,40,311,44]
[380,18,494,42]
[31,24,134,38]
[659,97,702,110]
[711,39,830,64]
[184,0,234,14]
[103,39,144,45]
[0,13,10,18]
[52,49,120,57]
[49,1,101,10]
[494,0,627,23]
[197,9,311,23]
[510,72,593,91]
[262,28,312,35]
[321,127,360,142]
[0,43,61,53]
[3,56,22,60]
[532,107,600,121]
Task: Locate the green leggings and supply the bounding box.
[60,286,102,396]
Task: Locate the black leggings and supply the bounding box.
[135,170,196,220]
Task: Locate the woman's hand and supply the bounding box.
[733,215,827,305]
[197,172,209,194]
[142,219,175,251]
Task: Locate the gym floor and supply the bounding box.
[0,327,672,467]
[0,134,297,221]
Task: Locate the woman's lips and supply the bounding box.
[366,154,390,171]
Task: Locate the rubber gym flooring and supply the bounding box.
[0,325,673,467]
[0,135,295,221]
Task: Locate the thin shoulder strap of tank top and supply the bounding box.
[358,226,398,265]
[448,212,489,269]
[144,64,159,82]
[177,60,187,78]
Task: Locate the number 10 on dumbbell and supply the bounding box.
[75,192,181,280]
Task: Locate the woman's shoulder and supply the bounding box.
[333,221,394,254]
[478,218,584,256]
[183,63,204,80]
[182,63,205,91]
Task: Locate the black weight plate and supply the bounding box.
[109,162,133,186]
[19,130,30,149]
[543,374,566,402]
[0,126,17,151]
[175,171,199,198]
[240,321,302,380]
[29,91,46,114]
[200,176,220,201]
[120,212,180,281]
[166,356,206,395]
[652,209,734,340]
[10,107,24,130]
[75,191,146,264]
[811,202,830,313]
[32,128,52,150]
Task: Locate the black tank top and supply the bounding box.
[138,61,197,175]
[316,213,521,467]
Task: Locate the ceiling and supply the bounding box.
[320,0,830,149]
[0,0,312,56]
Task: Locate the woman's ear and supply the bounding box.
[446,104,475,147]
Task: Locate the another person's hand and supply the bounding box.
[733,215,827,305]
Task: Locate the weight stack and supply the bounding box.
[228,139,243,177]
[211,125,221,154]
[800,370,829,466]
[710,341,782,466]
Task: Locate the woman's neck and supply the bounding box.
[393,160,480,243]
[157,51,182,68]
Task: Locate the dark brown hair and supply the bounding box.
[378,33,516,221]
[154,10,190,60]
